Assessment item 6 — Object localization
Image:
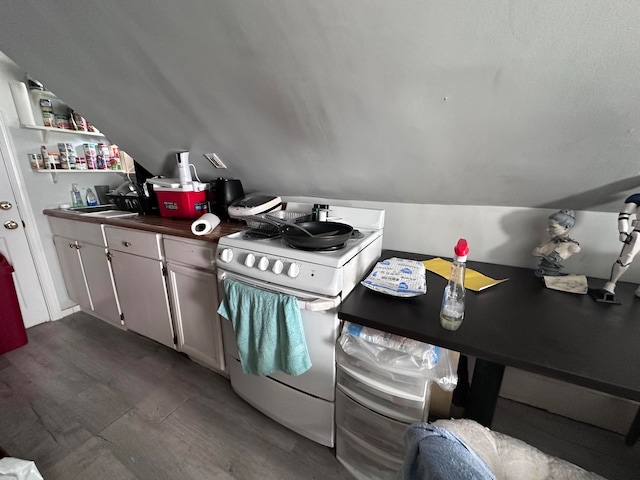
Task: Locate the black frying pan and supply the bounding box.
[282,221,353,249]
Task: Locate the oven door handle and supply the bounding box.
[304,297,339,312]
[218,270,340,312]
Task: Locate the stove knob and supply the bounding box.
[244,253,256,268]
[219,248,234,263]
[272,259,284,275]
[258,256,269,271]
[287,263,300,278]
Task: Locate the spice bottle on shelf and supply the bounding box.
[109,144,121,170]
[65,143,77,169]
[440,238,470,331]
[40,146,53,169]
[39,98,54,127]
[48,152,61,170]
[83,143,97,169]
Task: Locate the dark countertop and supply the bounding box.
[339,249,640,402]
[43,208,247,242]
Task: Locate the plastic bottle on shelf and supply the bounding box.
[85,187,98,207]
[440,238,470,331]
[71,184,84,208]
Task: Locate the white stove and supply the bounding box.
[216,203,384,447]
[216,203,385,297]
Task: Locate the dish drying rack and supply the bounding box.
[244,210,313,231]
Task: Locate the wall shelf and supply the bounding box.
[32,168,127,183]
[21,124,105,143]
[12,82,135,183]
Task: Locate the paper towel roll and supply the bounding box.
[191,213,221,236]
[9,81,36,126]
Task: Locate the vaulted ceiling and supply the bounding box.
[1,1,639,211]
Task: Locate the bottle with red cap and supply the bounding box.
[440,238,469,331]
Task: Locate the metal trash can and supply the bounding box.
[0,253,28,354]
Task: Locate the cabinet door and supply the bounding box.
[167,262,224,371]
[78,241,121,327]
[109,250,175,348]
[53,235,92,310]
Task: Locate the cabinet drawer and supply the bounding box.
[336,389,408,461]
[337,364,429,423]
[336,343,429,398]
[105,226,162,259]
[48,217,105,246]
[336,426,403,480]
[164,236,216,270]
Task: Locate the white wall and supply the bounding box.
[0,53,126,309]
[285,196,632,284]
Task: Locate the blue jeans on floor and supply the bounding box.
[400,423,496,480]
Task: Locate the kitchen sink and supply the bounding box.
[67,205,138,218]
[68,205,115,213]
[80,210,138,218]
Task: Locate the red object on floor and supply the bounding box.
[0,253,28,354]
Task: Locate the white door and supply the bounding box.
[0,142,49,328]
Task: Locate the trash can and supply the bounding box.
[0,253,28,354]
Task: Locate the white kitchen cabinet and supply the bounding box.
[49,217,122,327]
[79,241,121,326]
[105,226,175,349]
[53,235,92,311]
[164,236,224,372]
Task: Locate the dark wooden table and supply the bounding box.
[339,249,640,445]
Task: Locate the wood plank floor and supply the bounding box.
[1,312,638,479]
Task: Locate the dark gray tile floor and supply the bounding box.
[1,312,638,479]
[0,313,349,479]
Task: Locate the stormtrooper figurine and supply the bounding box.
[602,193,640,298]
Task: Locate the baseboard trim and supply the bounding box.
[499,367,639,434]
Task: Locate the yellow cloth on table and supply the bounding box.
[422,258,508,292]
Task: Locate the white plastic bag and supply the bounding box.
[339,322,458,391]
[361,257,427,297]
[0,458,44,480]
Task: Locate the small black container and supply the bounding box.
[209,177,244,219]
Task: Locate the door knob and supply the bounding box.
[0,201,12,210]
[4,220,19,230]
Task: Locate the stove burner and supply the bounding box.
[351,229,364,239]
[243,229,281,240]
